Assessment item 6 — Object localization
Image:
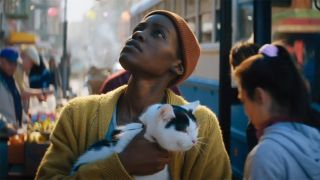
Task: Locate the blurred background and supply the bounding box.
[0,0,319,179]
[0,0,139,96]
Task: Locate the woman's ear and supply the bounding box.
[170,60,184,75]
[254,87,271,105]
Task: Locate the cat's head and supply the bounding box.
[139,101,200,151]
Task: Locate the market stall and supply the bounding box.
[0,95,60,179]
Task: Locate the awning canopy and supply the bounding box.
[7,32,37,44]
[273,9,320,33]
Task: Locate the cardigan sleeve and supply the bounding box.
[35,101,133,180]
[181,106,232,180]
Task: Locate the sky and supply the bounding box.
[67,0,94,22]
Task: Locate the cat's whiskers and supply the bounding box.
[196,141,207,146]
[196,137,207,145]
[193,137,208,155]
[193,143,205,155]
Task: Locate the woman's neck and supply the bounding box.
[256,114,295,138]
[126,80,167,110]
[117,79,168,124]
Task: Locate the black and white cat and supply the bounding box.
[71,101,200,179]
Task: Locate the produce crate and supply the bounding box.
[24,143,49,176]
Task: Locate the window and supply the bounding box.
[200,0,213,42]
[236,0,254,41]
[186,0,196,16]
[4,0,29,19]
[174,0,182,15]
[48,15,60,35]
[164,0,172,11]
[185,0,196,34]
[213,0,220,42]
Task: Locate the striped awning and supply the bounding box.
[273,9,320,33]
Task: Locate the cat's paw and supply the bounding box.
[120,123,143,131]
[144,133,155,142]
[114,128,143,152]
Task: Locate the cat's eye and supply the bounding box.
[181,129,187,133]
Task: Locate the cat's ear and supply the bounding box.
[159,104,175,122]
[182,101,200,114]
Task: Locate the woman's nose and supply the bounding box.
[132,31,145,42]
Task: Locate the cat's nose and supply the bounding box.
[192,140,196,144]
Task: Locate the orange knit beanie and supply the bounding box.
[144,10,200,85]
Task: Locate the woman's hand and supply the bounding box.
[1,123,17,137]
[118,131,170,175]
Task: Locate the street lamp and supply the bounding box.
[62,0,68,98]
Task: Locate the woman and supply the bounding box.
[36,10,231,179]
[15,45,49,108]
[28,54,51,89]
[229,41,260,151]
[233,44,320,180]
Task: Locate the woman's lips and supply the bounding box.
[124,39,142,52]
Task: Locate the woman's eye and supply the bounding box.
[153,30,166,39]
[133,27,140,33]
[133,24,144,33]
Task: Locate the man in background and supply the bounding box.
[0,48,22,136]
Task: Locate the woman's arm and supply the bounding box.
[35,102,132,180]
[20,87,54,102]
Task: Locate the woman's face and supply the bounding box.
[238,87,267,129]
[119,14,181,79]
[0,58,17,76]
[20,52,34,72]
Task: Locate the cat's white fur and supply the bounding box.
[136,101,199,180]
[140,101,199,151]
[71,101,200,180]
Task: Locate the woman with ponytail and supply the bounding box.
[233,44,320,180]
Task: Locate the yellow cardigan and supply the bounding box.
[36,85,231,180]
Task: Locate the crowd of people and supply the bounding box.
[0,9,319,180]
[0,45,56,137]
